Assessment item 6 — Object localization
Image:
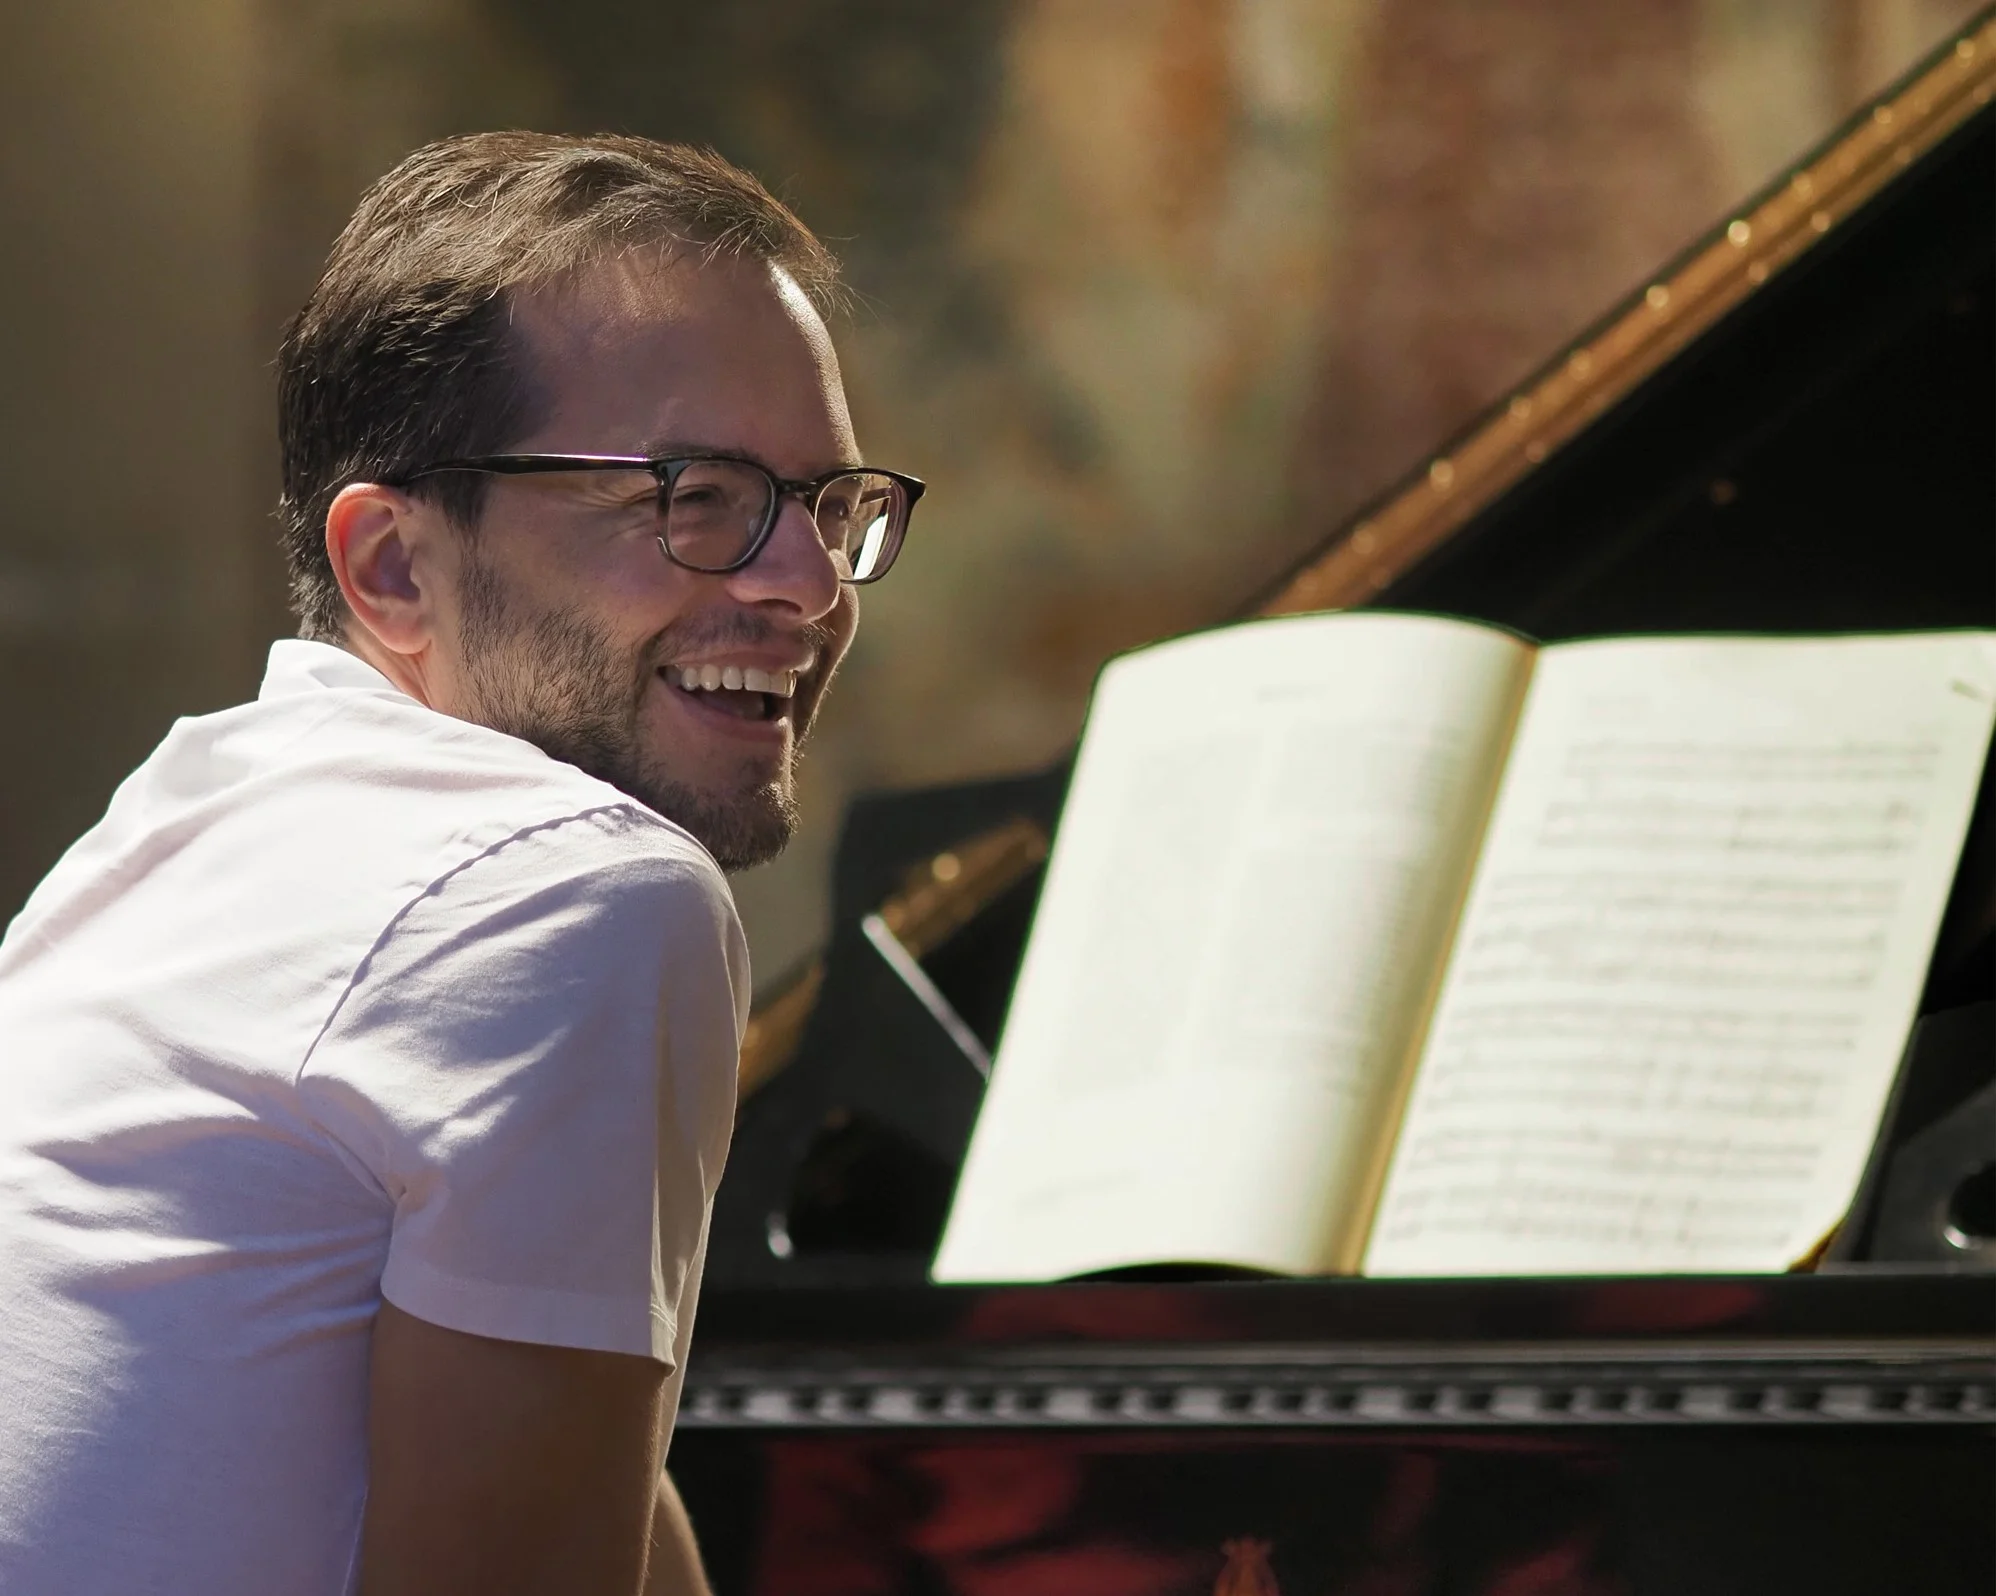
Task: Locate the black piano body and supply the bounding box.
[678,24,1996,1594]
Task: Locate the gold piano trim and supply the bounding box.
[1263,14,1996,616]
[738,817,1049,1097]
[739,15,1996,1098]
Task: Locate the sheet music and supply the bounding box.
[1365,633,1996,1276]
[935,613,1532,1282]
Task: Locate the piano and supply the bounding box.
[675,21,1996,1594]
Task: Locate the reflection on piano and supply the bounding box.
[679,23,1996,1595]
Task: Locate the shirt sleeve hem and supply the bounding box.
[381,1255,675,1365]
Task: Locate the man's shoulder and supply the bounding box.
[3,650,736,1001]
[306,784,748,1125]
[446,801,734,931]
[339,782,740,1003]
[233,648,730,892]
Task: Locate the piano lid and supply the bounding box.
[1254,14,1996,635]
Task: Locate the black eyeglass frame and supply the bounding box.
[390,453,925,584]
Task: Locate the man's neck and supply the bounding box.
[329,629,439,710]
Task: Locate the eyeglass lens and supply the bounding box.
[662,460,904,581]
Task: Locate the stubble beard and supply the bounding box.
[456,554,805,871]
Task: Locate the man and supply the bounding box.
[0,132,918,1593]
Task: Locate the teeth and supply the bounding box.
[672,664,798,697]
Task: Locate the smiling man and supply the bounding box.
[0,134,914,1595]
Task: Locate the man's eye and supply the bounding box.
[572,470,665,511]
[818,491,873,524]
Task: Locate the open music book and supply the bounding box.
[933,615,1996,1281]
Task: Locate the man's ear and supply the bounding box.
[326,482,437,658]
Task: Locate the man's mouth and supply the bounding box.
[663,662,801,723]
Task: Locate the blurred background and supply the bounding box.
[2,0,1980,988]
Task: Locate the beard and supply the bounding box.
[455,552,816,871]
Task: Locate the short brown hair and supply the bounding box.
[276,132,841,640]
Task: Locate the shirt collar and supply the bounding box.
[257,639,406,702]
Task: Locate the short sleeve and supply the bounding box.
[298,806,746,1364]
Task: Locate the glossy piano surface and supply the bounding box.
[676,1275,1993,1593]
[685,23,1996,1596]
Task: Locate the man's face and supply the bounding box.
[436,250,860,870]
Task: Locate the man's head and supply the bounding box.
[278,133,899,870]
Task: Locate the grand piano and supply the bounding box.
[674,22,1996,1594]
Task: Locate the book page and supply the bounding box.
[934,612,1533,1282]
[1364,632,1996,1277]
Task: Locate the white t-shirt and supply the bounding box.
[0,640,746,1595]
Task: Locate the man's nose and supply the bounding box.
[721,494,842,620]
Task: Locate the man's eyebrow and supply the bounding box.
[636,438,866,476]
[636,436,716,458]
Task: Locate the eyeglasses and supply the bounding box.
[392,453,924,584]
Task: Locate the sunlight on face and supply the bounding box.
[446,249,862,868]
